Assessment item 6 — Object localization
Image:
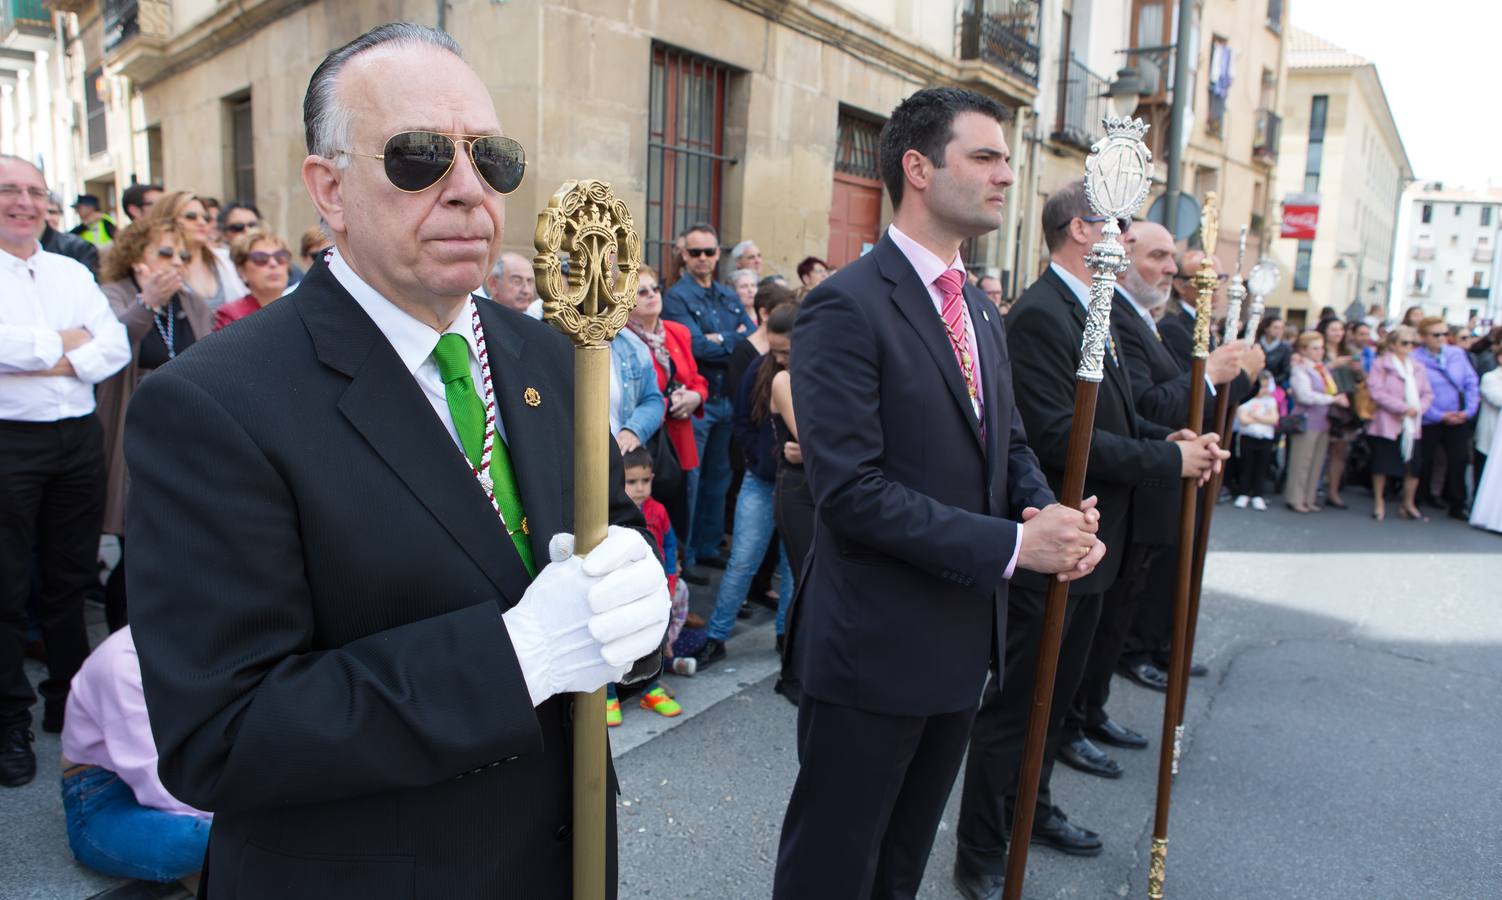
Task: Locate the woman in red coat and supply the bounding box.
[628,264,709,549]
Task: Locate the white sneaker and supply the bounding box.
[1251,497,1268,511]
[1233,495,1250,509]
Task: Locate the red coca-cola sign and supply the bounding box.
[1281,193,1320,240]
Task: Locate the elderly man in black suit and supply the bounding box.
[125,24,668,899]
[1059,220,1249,780]
[774,88,1105,900]
[952,181,1225,899]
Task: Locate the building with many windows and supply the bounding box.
[1269,26,1411,327]
[1391,183,1502,327]
[4,0,1058,286]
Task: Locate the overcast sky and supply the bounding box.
[1290,0,1500,189]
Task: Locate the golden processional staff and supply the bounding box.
[1003,115,1153,900]
[533,180,654,900]
[1173,224,1247,730]
[1149,191,1219,899]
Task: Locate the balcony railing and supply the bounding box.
[1253,108,1281,163]
[1413,246,1435,260]
[1267,0,1285,32]
[1052,56,1109,152]
[1410,283,1431,297]
[1474,246,1494,263]
[2,0,51,42]
[1467,286,1490,300]
[959,0,1041,85]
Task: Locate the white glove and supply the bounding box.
[502,526,671,707]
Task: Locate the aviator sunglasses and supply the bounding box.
[339,131,527,195]
[155,246,193,262]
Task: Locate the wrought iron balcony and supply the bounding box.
[1409,283,1431,297]
[1474,246,1494,263]
[959,0,1041,85]
[1413,246,1435,260]
[1051,56,1108,152]
[102,0,172,81]
[1253,108,1281,163]
[1467,286,1490,299]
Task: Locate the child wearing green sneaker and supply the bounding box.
[607,448,689,726]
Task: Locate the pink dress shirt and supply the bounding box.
[62,627,210,819]
[886,225,1021,579]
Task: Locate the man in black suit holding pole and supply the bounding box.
[774,89,1105,900]
[953,181,1224,899]
[125,25,668,898]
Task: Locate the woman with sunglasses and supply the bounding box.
[1366,325,1434,521]
[94,220,213,629]
[627,265,708,543]
[214,229,292,331]
[146,192,246,311]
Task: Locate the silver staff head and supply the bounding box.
[1079,116,1153,382]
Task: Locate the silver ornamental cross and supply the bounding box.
[1080,116,1154,382]
[1224,226,1249,343]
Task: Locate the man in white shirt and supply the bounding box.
[0,154,130,787]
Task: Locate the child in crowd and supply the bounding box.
[607,447,691,727]
[1233,370,1281,510]
[59,626,210,886]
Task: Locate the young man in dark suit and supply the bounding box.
[124,25,669,899]
[774,89,1105,900]
[953,181,1224,899]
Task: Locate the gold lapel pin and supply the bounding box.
[524,387,541,407]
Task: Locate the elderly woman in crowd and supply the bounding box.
[1284,330,1351,512]
[214,229,292,331]
[728,267,759,322]
[94,219,213,630]
[628,264,709,542]
[1366,325,1435,521]
[147,191,246,310]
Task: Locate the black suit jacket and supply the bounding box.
[783,234,1054,717]
[1159,299,1255,416]
[125,260,642,899]
[1112,293,1190,547]
[1005,268,1181,595]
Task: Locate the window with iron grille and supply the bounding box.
[646,45,734,277]
[835,111,882,181]
[230,96,255,204]
[85,67,107,158]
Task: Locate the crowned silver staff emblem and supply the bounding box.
[1244,259,1280,341]
[1224,226,1249,343]
[1079,117,1154,383]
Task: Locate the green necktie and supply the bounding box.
[431,333,536,576]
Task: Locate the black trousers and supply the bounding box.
[774,696,977,899]
[955,586,1103,875]
[0,415,104,729]
[774,464,814,583]
[1235,436,1278,498]
[1418,420,1475,512]
[1065,543,1160,738]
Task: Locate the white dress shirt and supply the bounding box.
[887,225,1020,579]
[0,243,130,421]
[328,248,506,452]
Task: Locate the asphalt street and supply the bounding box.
[5,501,1499,898]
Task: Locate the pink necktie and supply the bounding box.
[934,269,982,417]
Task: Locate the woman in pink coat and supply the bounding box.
[1365,325,1435,521]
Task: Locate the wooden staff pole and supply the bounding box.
[1149,192,1219,899]
[534,180,644,900]
[1003,117,1152,900]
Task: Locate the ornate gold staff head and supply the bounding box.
[1224,225,1249,342]
[1191,192,1220,359]
[533,180,641,348]
[1079,116,1153,382]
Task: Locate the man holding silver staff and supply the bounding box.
[953,179,1224,899]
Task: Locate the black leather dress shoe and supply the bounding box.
[679,567,709,586]
[0,725,36,788]
[1087,717,1149,749]
[1031,807,1103,856]
[1058,737,1123,779]
[42,702,64,734]
[952,860,1004,900]
[693,638,726,668]
[1119,661,1169,692]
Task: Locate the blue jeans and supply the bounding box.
[61,765,209,882]
[707,472,795,640]
[687,396,735,563]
